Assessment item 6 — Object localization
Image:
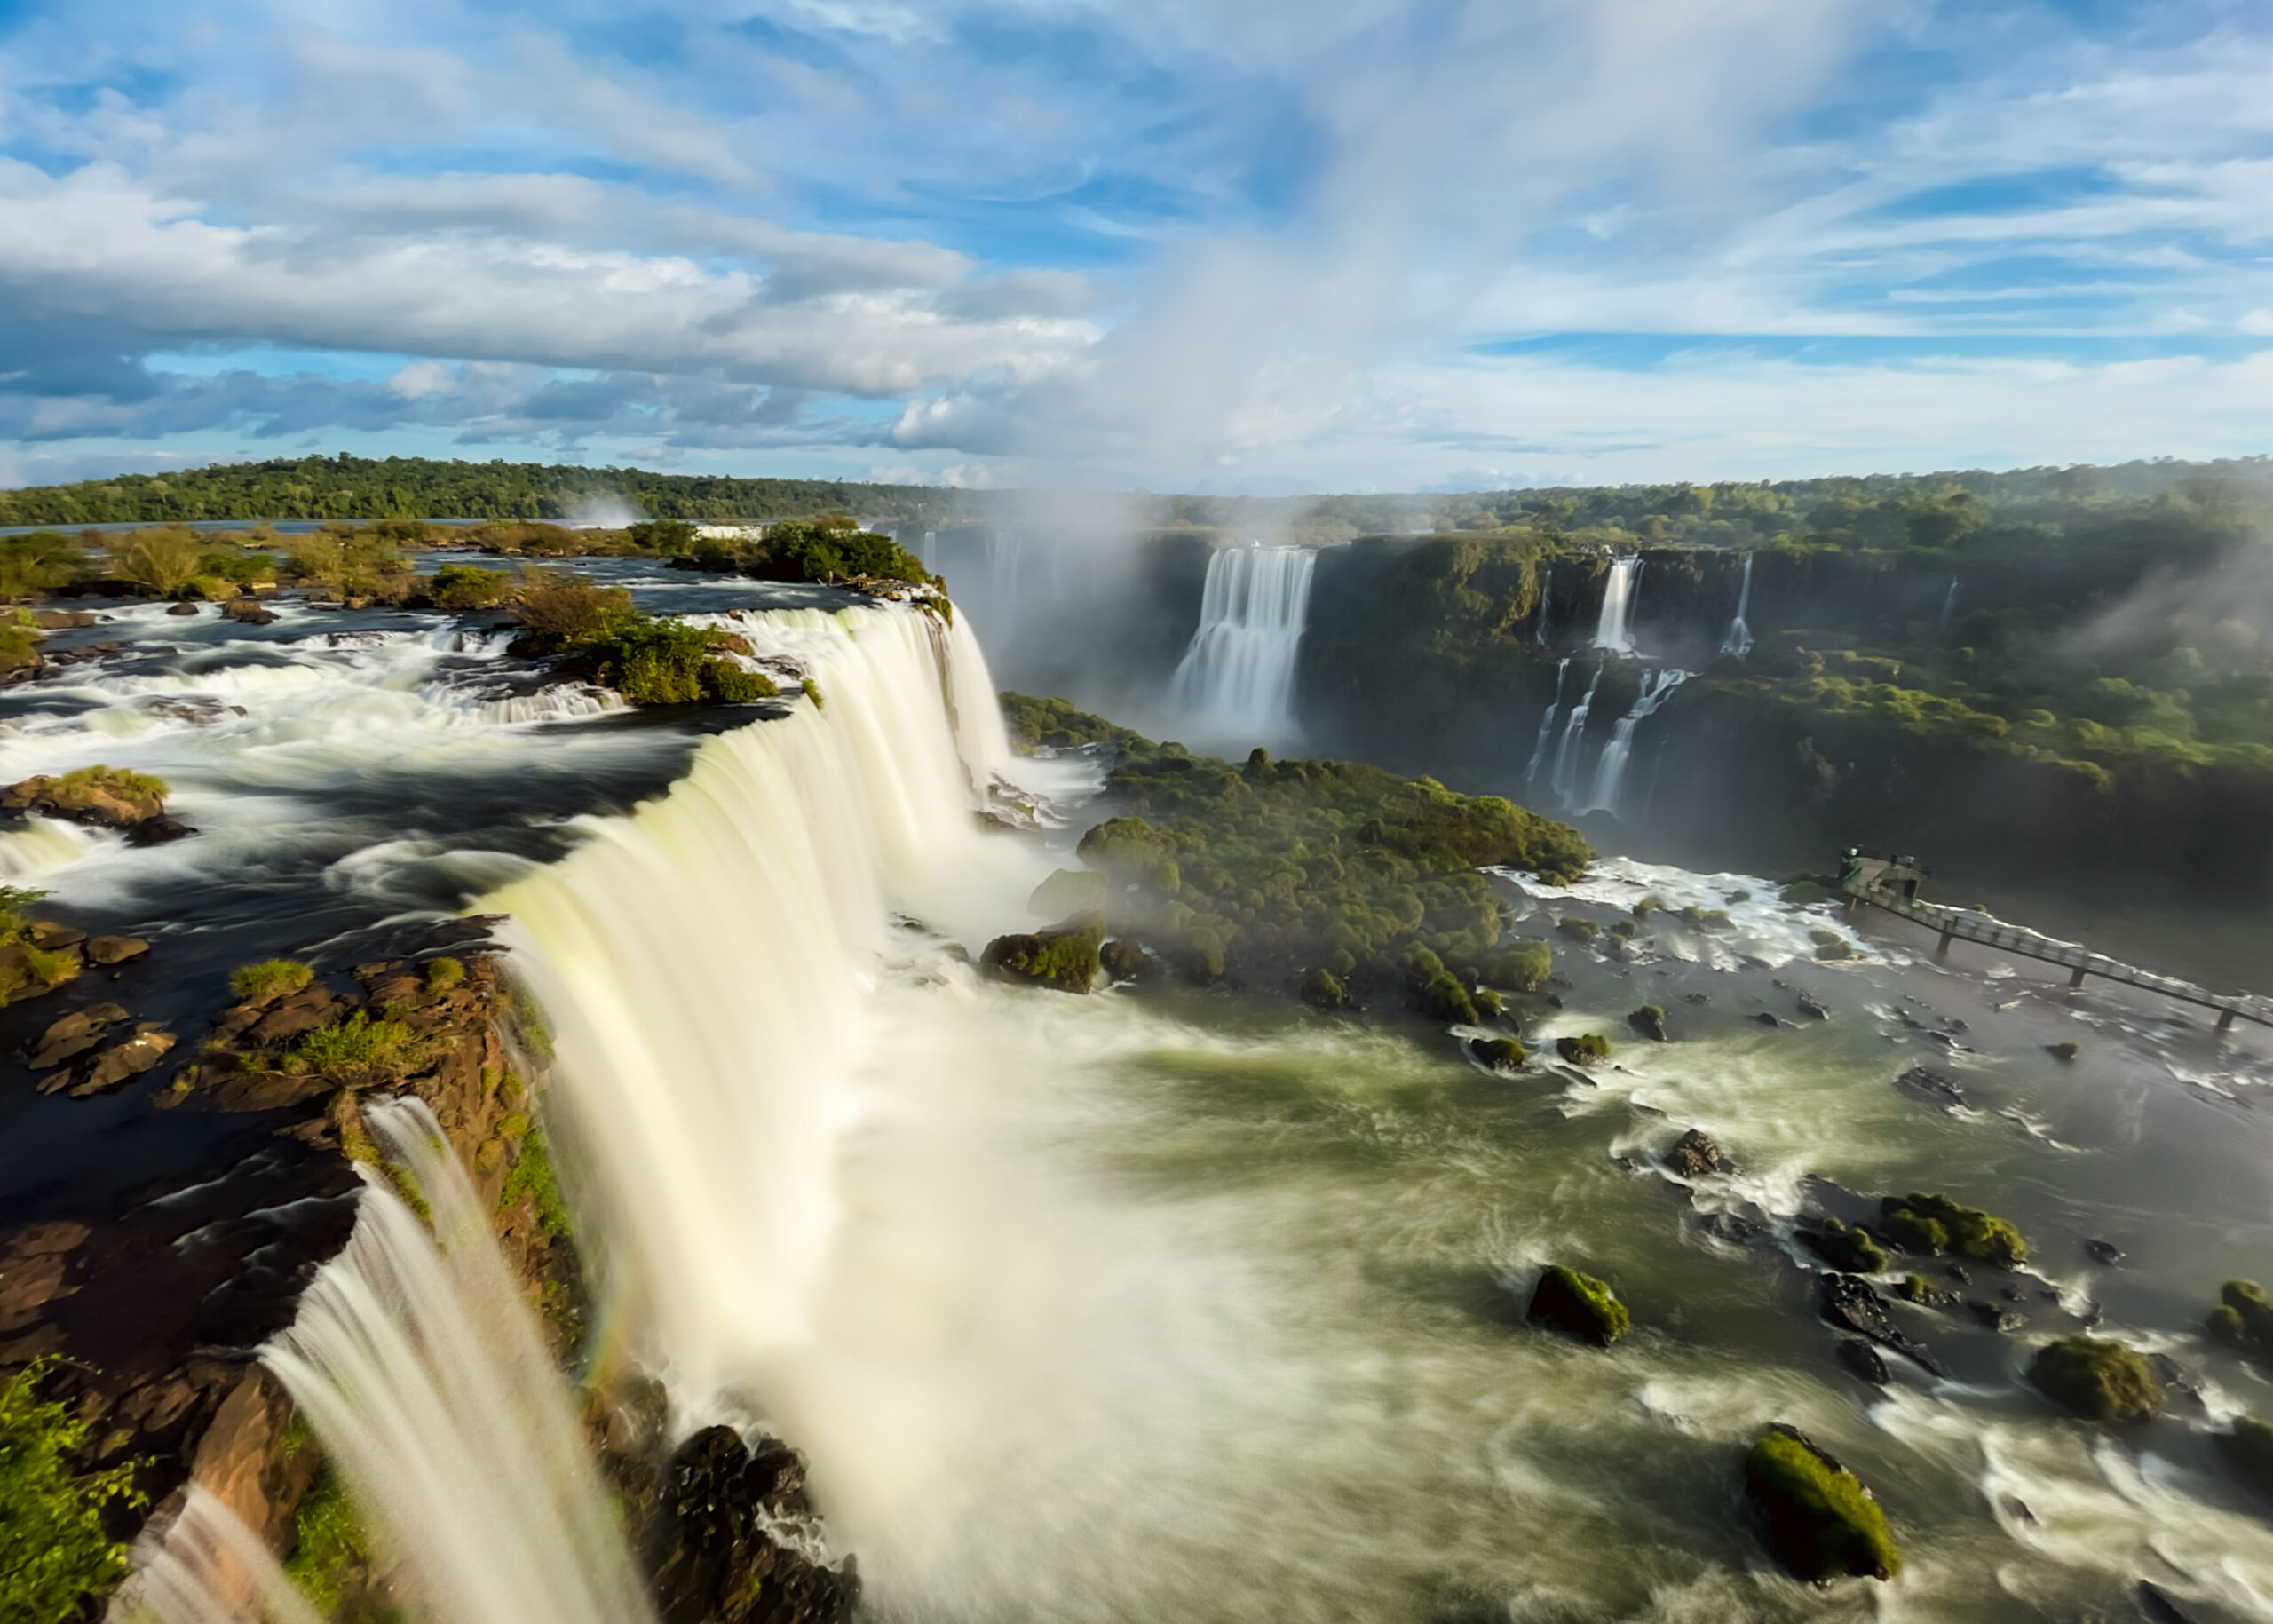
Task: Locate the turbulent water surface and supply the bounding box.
[8,572,2272,1624]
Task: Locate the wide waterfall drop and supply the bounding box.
[1580,668,1691,816]
[261,1097,653,1624]
[1521,658,1570,786]
[1720,553,1754,655]
[1547,662,1604,804]
[1166,543,1318,748]
[1591,557,1642,654]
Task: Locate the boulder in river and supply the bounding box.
[1818,1275,1947,1375]
[1835,1338,1890,1386]
[1527,1264,1629,1347]
[28,1001,128,1068]
[2222,1416,2273,1502]
[1893,1065,1966,1110]
[1798,1218,1888,1275]
[1627,1003,1667,1042]
[1743,1424,1902,1582]
[1796,993,1831,1020]
[1098,938,1146,983]
[1554,1033,1612,1066]
[1663,1128,1737,1178]
[2207,1279,2273,1359]
[648,1424,859,1624]
[981,923,1103,994]
[4,764,170,830]
[86,934,150,966]
[1469,1036,1524,1072]
[2028,1335,2164,1422]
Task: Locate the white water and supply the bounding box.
[1938,574,1961,639]
[1547,661,1604,804]
[1719,553,1754,656]
[1533,568,1552,644]
[114,1486,326,1624]
[1591,556,1641,654]
[1579,668,1691,817]
[261,1097,653,1624]
[1166,544,1318,749]
[1521,658,1570,787]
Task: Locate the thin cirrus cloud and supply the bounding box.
[0,0,2268,494]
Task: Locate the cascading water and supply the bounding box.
[1165,544,1318,748]
[1938,575,1961,639]
[919,531,938,575]
[1547,661,1604,804]
[1719,553,1754,656]
[1579,668,1691,816]
[260,1097,653,1624]
[1533,568,1552,645]
[1521,658,1570,786]
[1592,557,1642,654]
[115,1487,326,1624]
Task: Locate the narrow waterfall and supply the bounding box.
[1937,575,1961,639]
[986,530,1022,628]
[483,606,1056,1399]
[1547,662,1604,804]
[1166,544,1319,746]
[1521,658,1570,786]
[1720,553,1754,655]
[260,1097,653,1624]
[1533,568,1552,645]
[1592,557,1642,654]
[115,1487,327,1624]
[919,531,938,575]
[1580,668,1691,816]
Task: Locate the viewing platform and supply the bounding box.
[1837,850,2273,1035]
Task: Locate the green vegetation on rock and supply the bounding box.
[294,1011,424,1082]
[509,570,775,706]
[282,1463,373,1615]
[1878,1192,2028,1267]
[0,1359,146,1623]
[1798,1219,1889,1275]
[1470,1035,1525,1071]
[1301,967,1348,1010]
[1555,1032,1612,1065]
[1527,1264,1630,1347]
[1000,692,1155,753]
[423,956,466,993]
[431,563,511,610]
[982,924,1104,994]
[1744,1426,1902,1582]
[499,1126,572,1240]
[2223,1416,2273,1501]
[230,957,313,1001]
[2029,1335,2165,1422]
[2209,1280,2273,1358]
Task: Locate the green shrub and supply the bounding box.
[1528,1264,1629,1346]
[1301,967,1347,1010]
[432,563,511,610]
[232,958,313,1001]
[756,518,932,585]
[800,677,824,709]
[55,764,169,804]
[2209,1280,2273,1357]
[1555,1032,1612,1064]
[0,1359,146,1621]
[1000,692,1155,753]
[21,948,76,987]
[0,886,49,946]
[1744,1428,1902,1581]
[424,956,465,993]
[0,533,88,600]
[2224,1415,2273,1501]
[1879,1192,2027,1267]
[1472,986,1502,1019]
[1557,915,1601,944]
[2029,1335,2164,1422]
[705,663,776,703]
[1484,938,1553,991]
[982,925,1104,994]
[282,1464,371,1613]
[498,1126,571,1239]
[1470,1035,1525,1071]
[102,527,203,597]
[296,1011,422,1078]
[1419,970,1479,1024]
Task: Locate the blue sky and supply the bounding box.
[1,0,2269,492]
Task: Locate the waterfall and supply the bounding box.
[1547,662,1604,804]
[1579,668,1691,816]
[259,1097,653,1624]
[1166,544,1319,747]
[919,531,937,575]
[114,1487,326,1624]
[1720,553,1754,655]
[1533,569,1552,645]
[1522,658,1570,787]
[1937,575,1960,639]
[986,530,1022,628]
[483,606,1056,1399]
[1592,557,1642,654]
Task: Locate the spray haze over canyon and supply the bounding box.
[4,3,2273,1624]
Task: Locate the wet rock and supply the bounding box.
[246,986,340,1044]
[981,923,1103,994]
[1798,1219,1887,1275]
[28,922,85,948]
[165,601,202,616]
[1683,992,1711,1006]
[0,1222,88,1329]
[1968,1301,2024,1334]
[1818,1275,1948,1375]
[1526,1264,1629,1347]
[648,1425,859,1624]
[28,1001,129,1068]
[2138,1580,2198,1624]
[1098,939,1146,982]
[62,1024,177,1097]
[1753,1011,1782,1027]
[1469,1036,1524,1073]
[1663,1129,1738,1178]
[4,768,170,830]
[1835,1337,1890,1386]
[32,609,97,630]
[124,814,198,846]
[1629,1101,1667,1119]
[218,598,279,625]
[1796,994,1831,1021]
[1627,1004,1667,1042]
[2084,1239,2125,1266]
[1893,1065,1967,1109]
[1744,1424,1901,1582]
[86,934,150,966]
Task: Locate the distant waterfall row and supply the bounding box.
[1168,545,1318,749]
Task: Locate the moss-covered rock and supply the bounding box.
[1799,1219,1889,1276]
[1628,1003,1667,1042]
[1527,1264,1629,1347]
[1302,967,1348,1010]
[2045,1040,2081,1062]
[1555,1032,1612,1065]
[1743,1425,1902,1582]
[2028,1335,2165,1422]
[2222,1415,2273,1501]
[4,764,170,829]
[1556,915,1601,945]
[981,924,1104,994]
[1098,939,1146,982]
[1000,692,1154,753]
[2209,1280,2273,1358]
[1469,1036,1525,1072]
[1419,970,1480,1024]
[1481,938,1553,992]
[1878,1192,2028,1267]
